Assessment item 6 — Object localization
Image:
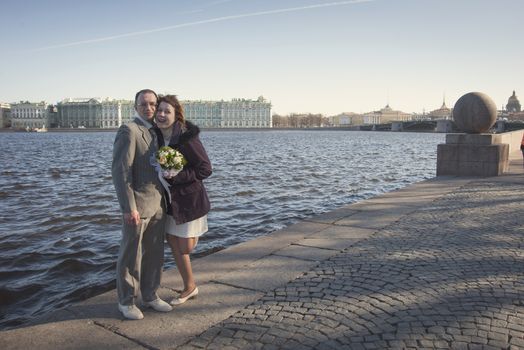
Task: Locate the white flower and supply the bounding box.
[155,146,187,178]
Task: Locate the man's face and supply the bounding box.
[135,92,157,121]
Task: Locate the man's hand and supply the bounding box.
[124,211,141,226]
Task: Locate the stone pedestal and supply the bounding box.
[437,134,509,176]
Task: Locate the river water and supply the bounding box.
[0,130,444,329]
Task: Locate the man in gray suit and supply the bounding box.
[112,89,172,320]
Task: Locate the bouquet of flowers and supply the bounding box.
[156,146,187,178]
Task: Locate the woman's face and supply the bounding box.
[155,102,176,129]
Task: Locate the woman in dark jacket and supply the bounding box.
[154,95,212,305]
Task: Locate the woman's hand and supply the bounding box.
[163,168,182,179]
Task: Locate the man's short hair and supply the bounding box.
[134,89,158,107]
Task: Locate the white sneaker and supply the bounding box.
[118,303,144,320]
[144,298,173,312]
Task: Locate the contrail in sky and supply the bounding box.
[31,0,374,52]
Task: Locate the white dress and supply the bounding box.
[166,215,208,238]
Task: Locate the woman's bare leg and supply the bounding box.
[167,235,198,297]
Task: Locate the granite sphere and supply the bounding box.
[453,92,497,133]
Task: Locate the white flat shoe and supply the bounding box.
[170,287,199,306]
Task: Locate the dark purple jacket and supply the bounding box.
[155,121,212,224]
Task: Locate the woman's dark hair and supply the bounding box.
[158,95,185,124]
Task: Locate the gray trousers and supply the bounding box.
[116,207,166,305]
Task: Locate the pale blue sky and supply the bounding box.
[0,0,522,115]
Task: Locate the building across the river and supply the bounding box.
[506,90,521,113]
[362,104,413,124]
[10,101,52,129]
[427,99,452,120]
[326,105,412,127]
[328,113,363,127]
[183,96,272,128]
[328,97,453,127]
[56,98,134,128]
[0,103,11,128]
[10,96,271,129]
[504,90,524,121]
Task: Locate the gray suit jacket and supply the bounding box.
[112,117,164,218]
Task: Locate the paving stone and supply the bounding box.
[213,255,318,292]
[304,207,361,224]
[510,336,524,347]
[262,344,279,350]
[450,341,468,350]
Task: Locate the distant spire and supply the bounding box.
[441,92,447,108]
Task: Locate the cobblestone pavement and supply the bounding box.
[180,180,524,350]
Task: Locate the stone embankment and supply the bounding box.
[2,154,524,350]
